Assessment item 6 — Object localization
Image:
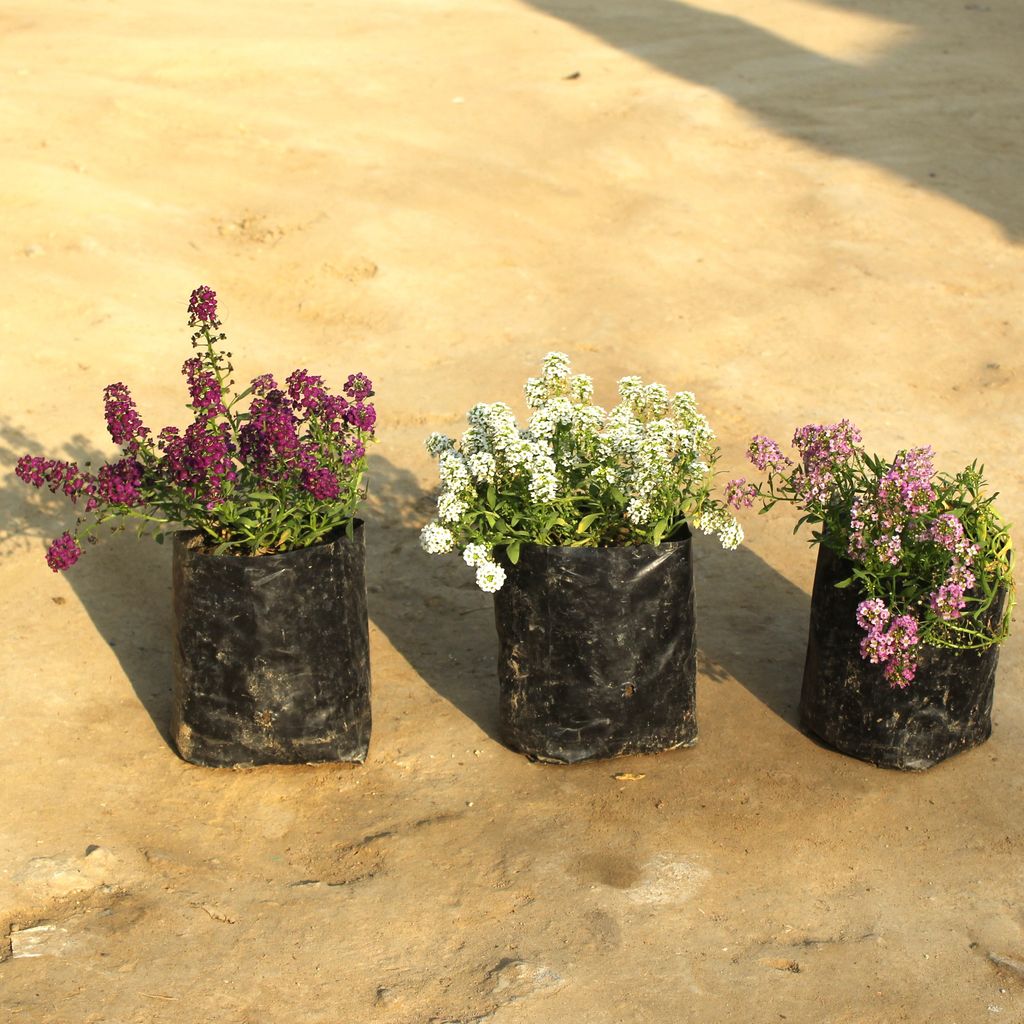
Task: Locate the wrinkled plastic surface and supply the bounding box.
[493,532,697,764]
[171,523,371,767]
[800,544,1003,771]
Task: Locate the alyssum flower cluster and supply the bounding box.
[420,352,742,591]
[16,286,376,568]
[728,421,1014,686]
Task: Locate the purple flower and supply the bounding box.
[301,465,341,501]
[747,435,791,472]
[17,285,377,569]
[878,447,936,518]
[15,454,48,488]
[159,422,235,501]
[930,582,966,620]
[344,372,374,401]
[103,382,150,452]
[790,421,862,506]
[792,421,861,463]
[286,369,327,415]
[239,390,299,478]
[856,597,890,631]
[188,285,218,326]
[16,456,96,505]
[46,532,83,572]
[96,459,144,507]
[857,600,919,687]
[345,401,376,432]
[927,512,978,562]
[928,560,977,620]
[318,393,351,432]
[250,373,278,396]
[183,357,226,419]
[342,439,366,466]
[725,478,757,509]
[928,512,964,552]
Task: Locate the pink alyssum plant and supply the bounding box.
[16,286,375,569]
[728,421,1014,687]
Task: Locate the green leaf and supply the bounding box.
[507,540,521,565]
[576,512,601,534]
[652,518,669,546]
[486,483,498,509]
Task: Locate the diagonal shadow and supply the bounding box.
[693,537,813,726]
[4,429,815,750]
[2,433,504,752]
[0,419,175,748]
[522,0,1024,238]
[363,453,504,742]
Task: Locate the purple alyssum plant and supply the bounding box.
[727,421,1014,687]
[16,286,375,569]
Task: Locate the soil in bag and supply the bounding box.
[493,531,697,764]
[171,523,371,767]
[800,544,1004,770]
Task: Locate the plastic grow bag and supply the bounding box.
[800,544,1004,771]
[170,522,371,767]
[492,531,697,764]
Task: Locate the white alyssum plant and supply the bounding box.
[420,352,742,591]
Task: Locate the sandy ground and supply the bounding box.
[2,1,1024,1021]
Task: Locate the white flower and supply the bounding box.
[473,403,520,457]
[642,383,670,417]
[672,391,697,418]
[542,351,571,379]
[603,406,642,458]
[717,517,744,550]
[626,496,654,526]
[437,491,468,524]
[524,375,549,409]
[467,451,496,482]
[439,451,471,492]
[528,396,574,440]
[527,453,558,503]
[570,404,605,446]
[476,559,507,593]
[420,522,455,554]
[569,373,594,402]
[693,506,744,550]
[459,425,490,456]
[498,435,534,471]
[463,543,489,567]
[425,432,454,457]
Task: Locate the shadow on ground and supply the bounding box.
[363,453,504,742]
[0,420,175,748]
[695,538,812,726]
[1,429,816,748]
[523,0,1024,238]
[365,452,813,734]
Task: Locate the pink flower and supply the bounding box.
[747,435,791,472]
[725,478,757,509]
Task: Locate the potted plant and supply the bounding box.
[420,352,742,763]
[15,286,377,767]
[727,421,1015,769]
